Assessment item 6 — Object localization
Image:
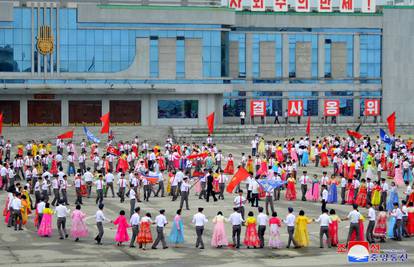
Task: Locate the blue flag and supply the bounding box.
[380,128,391,144]
[83,126,100,143]
[256,179,286,192]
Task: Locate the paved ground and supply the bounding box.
[0,144,413,267]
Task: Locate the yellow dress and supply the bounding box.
[258,139,265,155]
[23,190,31,209]
[21,199,30,225]
[32,143,38,156]
[46,143,52,153]
[294,215,312,247]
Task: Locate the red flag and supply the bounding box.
[387,112,396,135]
[206,112,214,135]
[186,152,209,160]
[347,129,363,140]
[226,167,250,193]
[107,146,120,156]
[100,112,110,134]
[306,117,311,136]
[57,130,74,140]
[0,113,3,135]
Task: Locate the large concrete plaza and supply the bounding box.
[0,144,413,267]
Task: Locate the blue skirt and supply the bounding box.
[386,192,399,212]
[168,220,184,244]
[301,152,309,166]
[327,183,337,203]
[388,217,395,238]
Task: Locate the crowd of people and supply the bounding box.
[1,132,414,250]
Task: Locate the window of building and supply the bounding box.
[325,91,354,116]
[288,34,318,78]
[229,33,246,78]
[223,91,246,117]
[149,36,159,78]
[252,34,283,79]
[360,35,381,78]
[288,91,318,116]
[252,91,283,116]
[202,31,221,78]
[157,100,198,119]
[360,91,382,116]
[324,35,353,78]
[176,37,185,78]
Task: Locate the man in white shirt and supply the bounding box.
[104,172,115,198]
[340,176,347,204]
[50,175,60,206]
[346,204,361,244]
[152,209,168,249]
[218,169,227,200]
[83,167,94,198]
[11,193,23,231]
[95,204,111,245]
[55,200,69,239]
[117,173,127,203]
[129,207,141,248]
[36,198,46,228]
[129,185,137,217]
[155,169,165,198]
[257,207,268,248]
[284,207,299,248]
[251,138,258,157]
[401,200,409,238]
[171,170,183,201]
[228,207,244,248]
[366,202,376,243]
[95,175,105,205]
[179,176,190,210]
[315,209,331,248]
[240,110,245,125]
[321,185,329,212]
[380,178,388,210]
[391,202,403,241]
[250,177,259,207]
[192,207,208,249]
[299,171,309,201]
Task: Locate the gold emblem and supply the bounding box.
[37,25,54,55]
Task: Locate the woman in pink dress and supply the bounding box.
[211,211,228,248]
[70,205,89,242]
[394,165,404,186]
[268,212,283,248]
[290,148,298,163]
[38,203,53,237]
[113,210,130,246]
[285,176,297,201]
[306,175,320,202]
[345,179,355,205]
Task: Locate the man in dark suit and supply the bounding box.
[206,170,217,202]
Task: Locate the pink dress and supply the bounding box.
[211,215,228,247]
[290,149,298,162]
[394,167,404,186]
[114,215,130,243]
[306,181,320,202]
[70,210,89,238]
[37,209,53,237]
[268,217,283,248]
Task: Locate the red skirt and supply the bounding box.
[137,222,152,244]
[223,160,234,175]
[285,182,296,201]
[243,224,260,247]
[329,221,339,246]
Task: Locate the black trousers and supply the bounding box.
[232,225,241,248]
[206,188,217,202]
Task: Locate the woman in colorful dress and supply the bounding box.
[38,203,53,237]
[258,137,266,156]
[327,175,338,204]
[113,210,130,246]
[355,178,367,208]
[371,181,381,208]
[348,160,356,179]
[268,212,283,249]
[243,211,260,248]
[373,206,387,242]
[137,213,153,250]
[394,165,404,186]
[211,211,228,248]
[276,146,284,163]
[306,174,319,202]
[70,205,89,242]
[293,210,313,247]
[406,202,414,236]
[329,209,341,247]
[246,156,254,174]
[386,182,399,212]
[285,175,297,201]
[20,195,31,225]
[223,154,234,175]
[320,147,329,168]
[168,209,185,247]
[345,179,355,205]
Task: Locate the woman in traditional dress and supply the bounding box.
[327,175,338,204]
[371,181,381,208]
[320,147,329,168]
[258,137,266,156]
[373,206,387,242]
[394,165,404,186]
[246,156,254,174]
[406,202,414,236]
[386,182,399,212]
[301,147,309,167]
[306,175,319,202]
[276,146,284,163]
[329,209,341,247]
[293,210,313,247]
[70,205,89,242]
[345,179,355,205]
[348,160,356,179]
[168,209,184,247]
[20,195,31,225]
[211,211,228,248]
[243,211,260,248]
[355,179,368,208]
[38,203,53,237]
[113,210,130,246]
[290,147,298,163]
[285,175,297,201]
[223,154,234,175]
[137,213,153,250]
[268,212,283,249]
